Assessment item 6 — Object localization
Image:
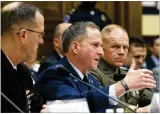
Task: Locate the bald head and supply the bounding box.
[101,24,129,69]
[53,23,72,39]
[53,23,71,55]
[2,2,21,11]
[101,24,128,43]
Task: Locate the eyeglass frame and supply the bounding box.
[134,55,146,59]
[16,28,45,38]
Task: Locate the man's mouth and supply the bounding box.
[94,59,99,62]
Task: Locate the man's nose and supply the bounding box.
[137,57,144,64]
[39,37,44,44]
[98,47,104,56]
[119,47,125,55]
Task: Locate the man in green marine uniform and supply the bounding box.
[90,24,153,113]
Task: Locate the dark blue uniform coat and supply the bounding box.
[34,57,113,112]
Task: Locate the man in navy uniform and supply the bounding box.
[64,1,111,30]
[1,2,44,112]
[34,22,156,113]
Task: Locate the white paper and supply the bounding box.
[46,98,90,113]
[149,93,160,113]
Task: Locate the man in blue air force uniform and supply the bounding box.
[34,22,156,112]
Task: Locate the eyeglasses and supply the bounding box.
[134,55,145,59]
[17,28,45,38]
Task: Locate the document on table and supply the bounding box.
[46,98,90,112]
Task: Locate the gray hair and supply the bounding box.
[62,21,100,53]
[1,2,43,36]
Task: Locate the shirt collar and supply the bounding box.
[58,54,64,58]
[67,60,86,80]
[4,52,17,70]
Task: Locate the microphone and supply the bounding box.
[155,88,160,91]
[57,66,136,113]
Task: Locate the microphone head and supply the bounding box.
[57,65,70,74]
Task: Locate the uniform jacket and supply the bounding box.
[34,57,113,112]
[90,58,153,108]
[1,50,43,113]
[145,56,157,70]
[1,50,29,112]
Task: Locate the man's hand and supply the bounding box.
[124,105,137,113]
[124,59,156,91]
[136,106,149,113]
[40,105,46,113]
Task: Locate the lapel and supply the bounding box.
[98,58,117,79]
[61,57,89,92]
[1,49,15,71]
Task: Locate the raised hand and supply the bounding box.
[124,59,156,91]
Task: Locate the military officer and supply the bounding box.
[90,24,153,113]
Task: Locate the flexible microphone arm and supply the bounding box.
[1,92,24,113]
[57,66,136,113]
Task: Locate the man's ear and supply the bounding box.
[18,29,27,43]
[71,41,80,54]
[53,38,59,47]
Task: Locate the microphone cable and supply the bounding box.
[57,66,136,113]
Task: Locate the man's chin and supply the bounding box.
[91,65,98,70]
[136,66,141,70]
[115,64,123,68]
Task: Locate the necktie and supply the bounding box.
[83,75,88,83]
[83,74,92,90]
